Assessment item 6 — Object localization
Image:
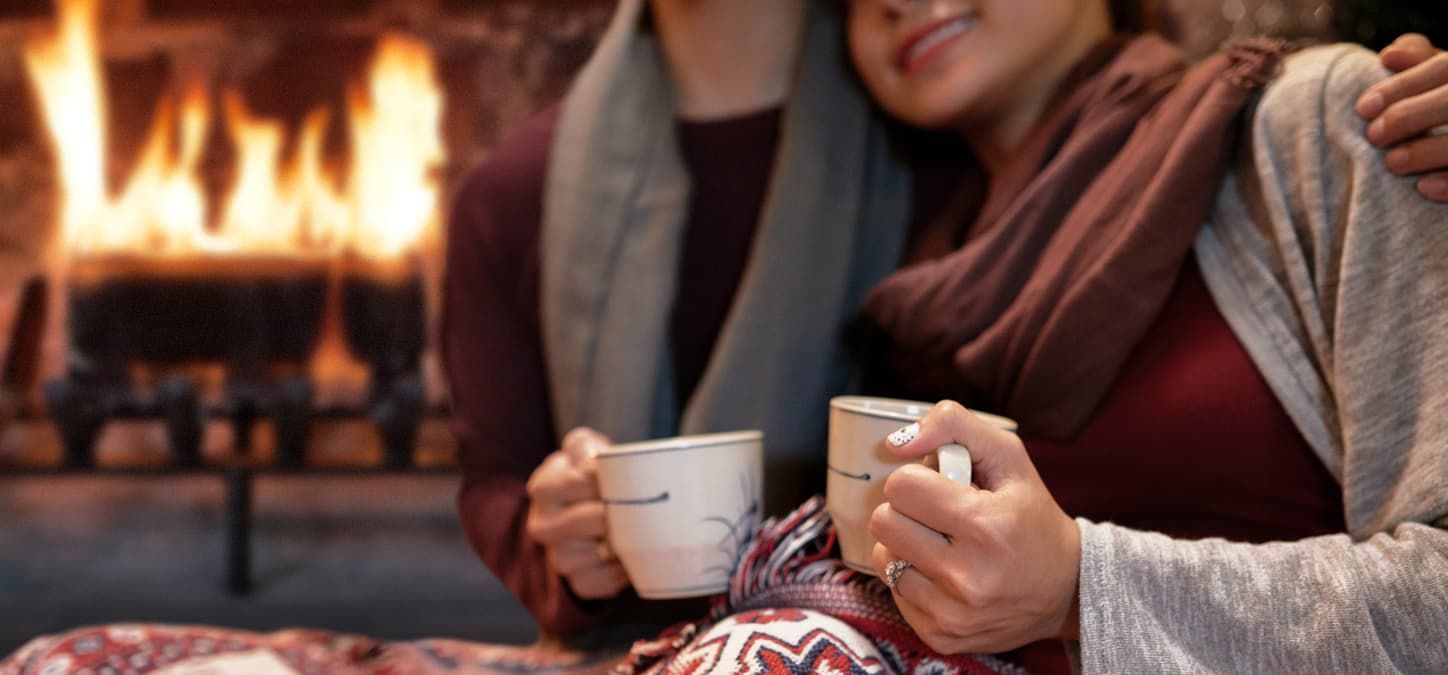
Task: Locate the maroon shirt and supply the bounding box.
[1029,257,1343,543]
[444,105,1343,643]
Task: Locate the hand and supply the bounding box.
[525,426,630,600]
[1356,33,1448,202]
[869,401,1081,654]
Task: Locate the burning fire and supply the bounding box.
[22,0,445,261]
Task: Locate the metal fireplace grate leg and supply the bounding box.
[224,466,253,595]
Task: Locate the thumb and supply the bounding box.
[560,426,610,471]
[885,400,1030,491]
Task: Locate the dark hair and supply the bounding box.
[1335,0,1448,51]
[1109,0,1155,33]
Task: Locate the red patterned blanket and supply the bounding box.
[618,496,1022,675]
[1,624,623,675]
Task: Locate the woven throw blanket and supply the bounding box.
[615,497,1024,674]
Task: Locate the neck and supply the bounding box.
[651,0,807,120]
[967,87,1058,174]
[963,15,1113,174]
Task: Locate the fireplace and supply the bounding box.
[0,0,612,470]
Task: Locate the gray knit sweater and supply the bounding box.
[1076,45,1448,673]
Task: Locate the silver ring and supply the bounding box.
[883,559,912,591]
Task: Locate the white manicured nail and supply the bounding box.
[888,423,919,447]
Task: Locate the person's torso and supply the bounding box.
[1025,254,1344,542]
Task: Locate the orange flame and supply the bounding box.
[22,0,109,254]
[348,35,446,260]
[22,0,444,261]
[106,83,219,254]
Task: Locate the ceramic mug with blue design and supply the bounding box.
[826,396,1018,574]
[595,430,764,598]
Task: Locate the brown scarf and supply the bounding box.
[860,34,1294,440]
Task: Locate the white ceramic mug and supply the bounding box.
[827,396,1018,574]
[594,430,764,599]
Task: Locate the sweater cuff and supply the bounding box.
[1074,518,1126,674]
[1072,518,1200,673]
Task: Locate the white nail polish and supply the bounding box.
[888,423,919,447]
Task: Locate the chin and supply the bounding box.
[882,93,975,133]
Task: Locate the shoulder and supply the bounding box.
[457,103,560,205]
[448,103,561,259]
[1270,43,1384,98]
[1241,44,1399,223]
[1253,44,1385,146]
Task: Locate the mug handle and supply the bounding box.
[935,443,972,486]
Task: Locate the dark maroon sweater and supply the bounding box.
[443,105,1343,645]
[444,104,784,638]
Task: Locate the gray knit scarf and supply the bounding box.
[541,0,908,513]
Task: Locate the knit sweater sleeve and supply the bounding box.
[445,106,626,638]
[1077,44,1448,673]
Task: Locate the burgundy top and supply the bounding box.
[1029,257,1344,543]
[443,106,1344,645]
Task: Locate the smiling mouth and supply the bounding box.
[898,14,978,74]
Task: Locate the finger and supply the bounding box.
[881,464,992,541]
[873,541,938,592]
[1360,50,1448,120]
[1385,134,1448,175]
[546,539,614,576]
[868,541,926,602]
[566,562,631,600]
[1365,55,1448,145]
[885,400,1031,489]
[889,589,935,642]
[870,500,955,582]
[892,595,965,655]
[1419,172,1448,203]
[527,499,608,545]
[1378,33,1438,74]
[525,452,600,505]
[560,426,610,469]
[873,543,962,653]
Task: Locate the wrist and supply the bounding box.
[1057,588,1081,641]
[1055,514,1083,641]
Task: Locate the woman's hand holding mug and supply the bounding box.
[870,400,1082,655]
[524,426,630,600]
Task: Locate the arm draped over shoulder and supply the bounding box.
[1077,44,1448,673]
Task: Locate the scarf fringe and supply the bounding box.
[1220,38,1299,89]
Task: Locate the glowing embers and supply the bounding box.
[49,256,427,469]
